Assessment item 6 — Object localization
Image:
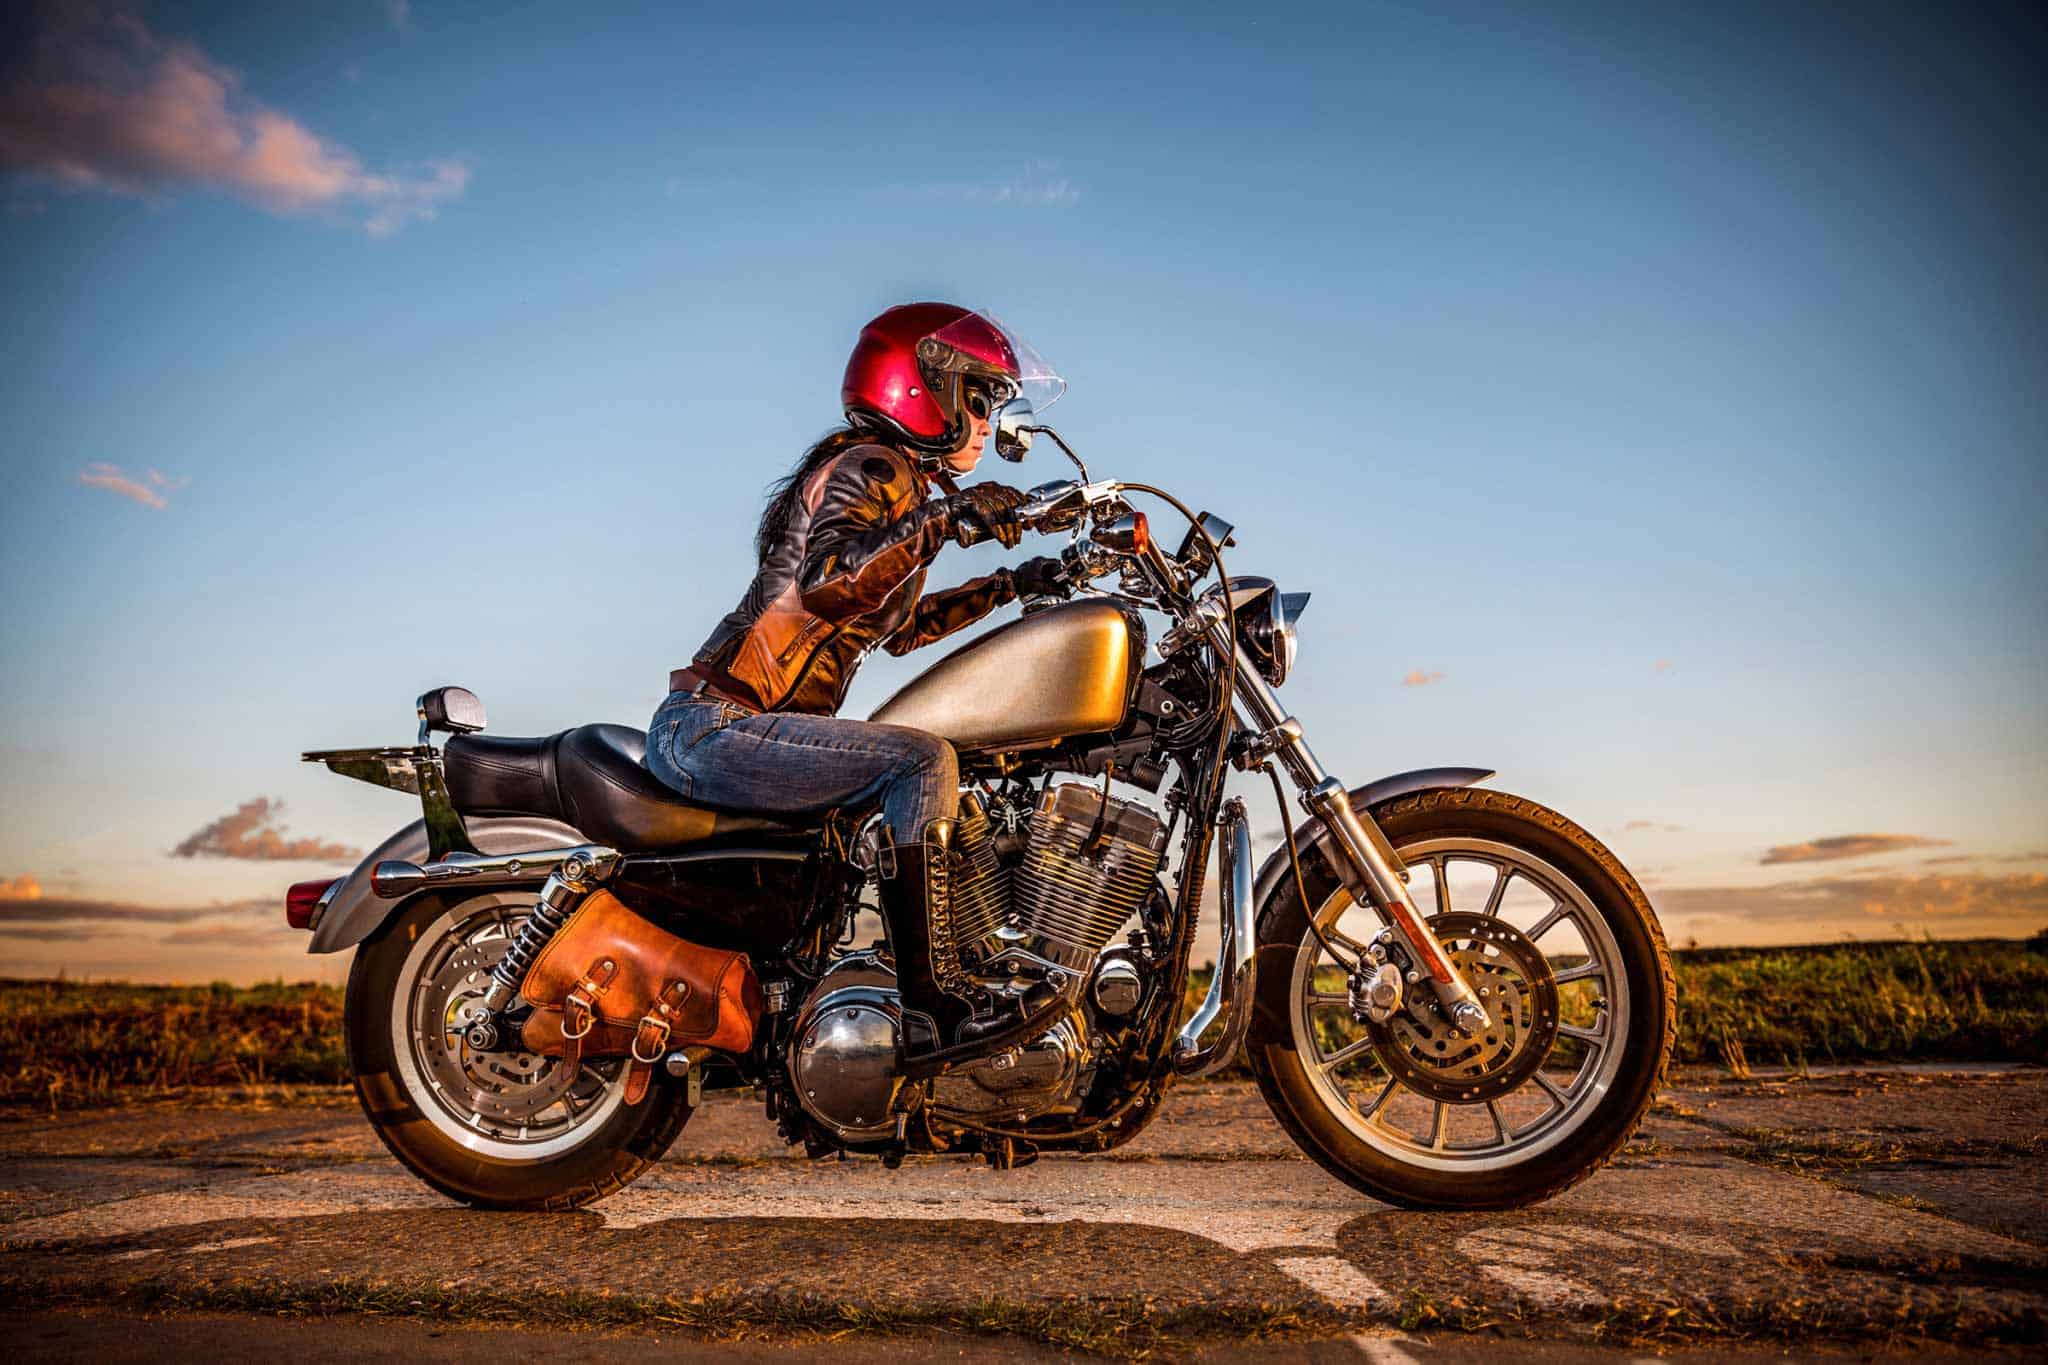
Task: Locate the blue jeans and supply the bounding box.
[645,693,959,838]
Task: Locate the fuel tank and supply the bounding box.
[868,599,1135,754]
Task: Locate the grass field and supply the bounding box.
[3,937,2043,1111]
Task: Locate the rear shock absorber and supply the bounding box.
[471,848,621,1039]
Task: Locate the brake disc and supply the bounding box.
[1364,911,1560,1103]
[414,939,584,1124]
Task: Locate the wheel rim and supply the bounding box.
[1286,836,1630,1173]
[388,892,628,1161]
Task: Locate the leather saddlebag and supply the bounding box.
[518,889,764,1105]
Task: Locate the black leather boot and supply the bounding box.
[878,818,978,1059]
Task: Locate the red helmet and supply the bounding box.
[842,303,1063,456]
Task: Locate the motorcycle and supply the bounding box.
[287,415,1673,1211]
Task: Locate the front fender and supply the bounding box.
[307,814,586,953]
[1248,766,1494,920]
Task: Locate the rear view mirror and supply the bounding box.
[994,405,1035,461]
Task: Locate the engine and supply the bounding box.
[787,781,1169,1143]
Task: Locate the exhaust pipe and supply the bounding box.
[1172,798,1256,1077]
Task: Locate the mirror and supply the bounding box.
[994,404,1035,461]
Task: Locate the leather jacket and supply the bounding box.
[677,441,1017,715]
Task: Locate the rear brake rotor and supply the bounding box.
[1364,912,1560,1103]
[414,939,585,1123]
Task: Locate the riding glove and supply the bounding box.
[947,482,1028,549]
[1009,555,1069,599]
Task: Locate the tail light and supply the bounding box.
[286,878,340,931]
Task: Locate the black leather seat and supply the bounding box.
[443,724,818,853]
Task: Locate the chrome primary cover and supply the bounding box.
[789,953,902,1143]
[868,599,1134,753]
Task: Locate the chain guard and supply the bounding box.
[1364,911,1560,1103]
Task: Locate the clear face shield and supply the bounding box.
[921,311,1065,462]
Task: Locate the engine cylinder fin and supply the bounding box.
[951,794,1009,948]
[1010,784,1169,959]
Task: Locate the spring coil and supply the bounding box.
[487,877,579,1000]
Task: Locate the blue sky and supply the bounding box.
[2,0,2043,981]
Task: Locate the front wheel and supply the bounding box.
[1247,787,1674,1209]
[345,889,694,1209]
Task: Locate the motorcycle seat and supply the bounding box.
[443,724,819,853]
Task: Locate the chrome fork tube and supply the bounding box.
[1228,648,1491,1033]
[1172,798,1255,1076]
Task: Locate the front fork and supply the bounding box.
[1230,649,1492,1035]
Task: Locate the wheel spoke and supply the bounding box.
[1429,1101,1449,1150]
[1432,856,1453,918]
[1485,1098,1509,1146]
[1531,1069,1570,1110]
[1482,864,1509,919]
[1357,1076,1397,1122]
[1551,961,1604,985]
[1558,1022,1605,1045]
[1320,1034,1378,1071]
[1525,903,1568,942]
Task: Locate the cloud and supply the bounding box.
[159,921,295,948]
[1623,820,1685,833]
[0,896,268,926]
[0,5,467,234]
[916,160,1080,208]
[1401,669,1446,687]
[1760,833,1951,865]
[383,0,412,32]
[0,874,43,901]
[77,461,183,508]
[1652,871,2048,926]
[0,926,102,942]
[1654,659,1674,673]
[172,798,360,862]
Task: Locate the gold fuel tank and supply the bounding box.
[867,599,1134,754]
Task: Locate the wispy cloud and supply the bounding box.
[915,159,1080,208]
[383,0,413,32]
[0,4,467,234]
[1652,871,2048,925]
[172,798,360,862]
[0,874,42,901]
[160,921,295,949]
[1760,833,1950,865]
[0,896,267,926]
[77,462,184,508]
[1622,820,1685,833]
[1401,669,1446,688]
[1654,659,1674,673]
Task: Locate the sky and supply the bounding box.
[1,0,2043,984]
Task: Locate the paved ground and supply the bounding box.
[2,1066,2042,1358]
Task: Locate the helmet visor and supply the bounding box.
[923,310,1066,418]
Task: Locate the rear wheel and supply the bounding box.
[345,889,693,1209]
[1247,787,1673,1209]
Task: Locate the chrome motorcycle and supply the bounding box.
[288,417,1674,1211]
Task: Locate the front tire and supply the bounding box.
[345,889,693,1210]
[1247,787,1674,1209]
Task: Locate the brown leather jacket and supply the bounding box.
[676,441,1017,715]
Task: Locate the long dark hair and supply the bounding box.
[755,427,875,564]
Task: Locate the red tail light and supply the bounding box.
[286,878,340,931]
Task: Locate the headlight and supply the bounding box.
[1204,578,1311,687]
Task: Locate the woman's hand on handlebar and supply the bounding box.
[947,482,1028,549]
[1009,554,1070,599]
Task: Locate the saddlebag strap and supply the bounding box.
[558,956,619,1074]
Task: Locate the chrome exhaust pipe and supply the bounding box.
[1172,798,1256,1077]
[370,844,621,899]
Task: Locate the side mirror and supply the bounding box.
[994,405,1035,461]
[417,686,486,744]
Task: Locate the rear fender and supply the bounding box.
[1249,766,1494,924]
[307,815,585,953]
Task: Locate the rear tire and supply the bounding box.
[345,890,693,1210]
[1247,787,1674,1210]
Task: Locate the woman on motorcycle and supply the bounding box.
[648,303,1064,1057]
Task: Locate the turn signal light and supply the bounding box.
[1097,511,1150,555]
[285,878,339,931]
